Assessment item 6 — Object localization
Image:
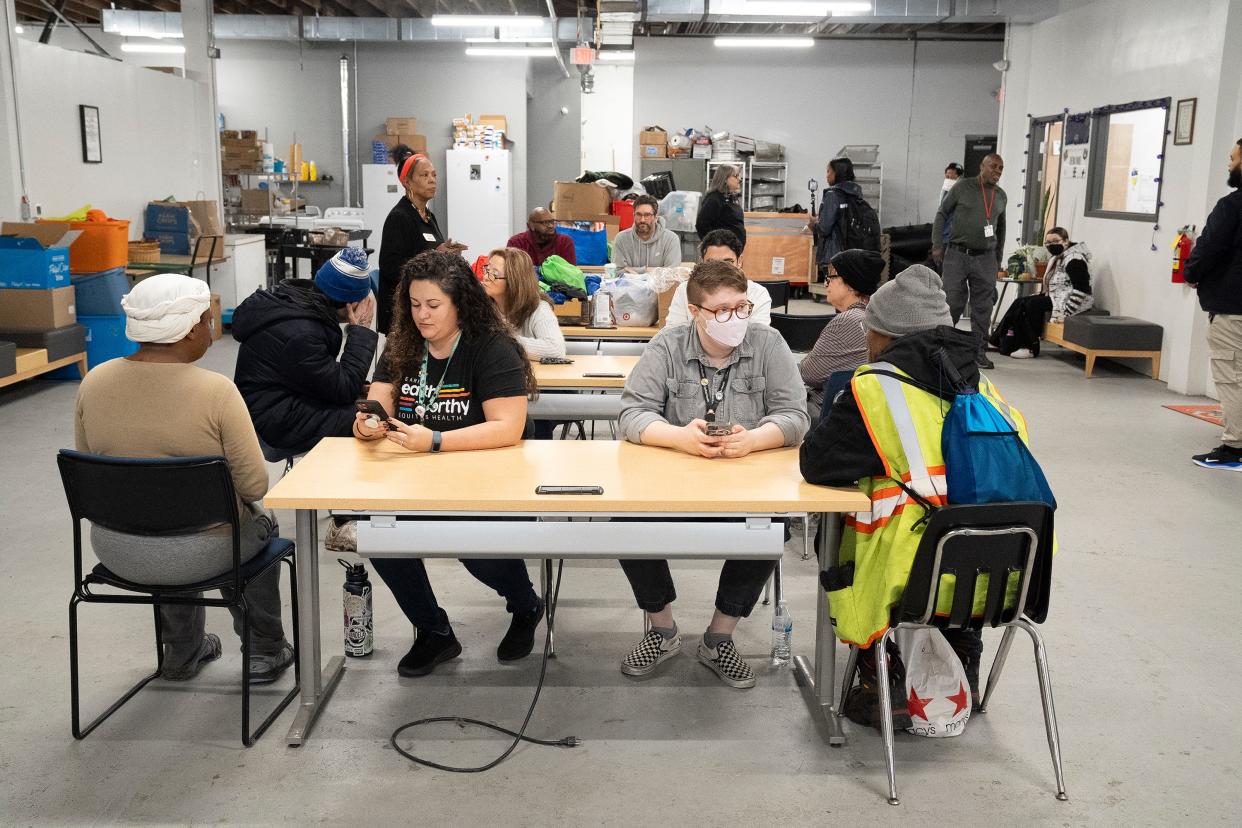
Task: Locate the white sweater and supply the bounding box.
[513,300,567,358]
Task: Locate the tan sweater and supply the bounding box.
[74,359,269,503]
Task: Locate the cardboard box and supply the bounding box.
[14,347,47,373]
[239,129,258,141]
[552,299,587,321]
[374,133,428,154]
[145,201,222,238]
[656,284,678,326]
[220,129,240,140]
[240,189,271,213]
[552,181,614,221]
[640,144,667,159]
[740,233,814,283]
[0,222,76,289]
[386,117,418,135]
[639,127,668,146]
[0,285,77,331]
[210,293,223,341]
[692,141,712,159]
[0,340,14,378]
[478,114,508,134]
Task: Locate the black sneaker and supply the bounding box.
[1192,445,1242,471]
[497,599,544,662]
[975,354,996,370]
[398,629,462,677]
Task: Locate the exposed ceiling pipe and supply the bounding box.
[340,54,352,209]
[544,0,571,78]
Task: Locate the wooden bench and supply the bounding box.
[1043,320,1161,379]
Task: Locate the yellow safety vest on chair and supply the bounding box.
[825,361,1032,647]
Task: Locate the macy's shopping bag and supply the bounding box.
[894,628,971,738]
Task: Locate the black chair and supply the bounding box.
[770,312,835,352]
[836,502,1065,805]
[758,279,790,313]
[819,371,855,423]
[57,450,300,747]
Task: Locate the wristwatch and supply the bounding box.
[431,430,443,453]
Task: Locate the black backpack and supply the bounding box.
[841,192,881,252]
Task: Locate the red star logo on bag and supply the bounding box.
[907,686,933,720]
[948,681,970,716]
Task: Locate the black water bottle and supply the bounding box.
[339,558,373,657]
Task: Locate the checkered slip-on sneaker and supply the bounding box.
[620,630,682,677]
[697,640,757,689]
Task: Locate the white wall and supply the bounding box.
[1,6,25,218]
[215,40,530,229]
[581,64,635,178]
[998,0,1242,396]
[526,61,581,212]
[14,38,216,231]
[632,37,1003,226]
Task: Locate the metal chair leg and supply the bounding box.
[837,644,859,719]
[240,593,252,747]
[762,576,772,606]
[874,628,900,806]
[1015,617,1069,802]
[978,625,1018,713]
[802,516,811,561]
[70,593,161,740]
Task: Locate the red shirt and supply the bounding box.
[506,230,577,266]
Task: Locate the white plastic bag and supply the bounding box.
[658,191,701,233]
[598,276,658,326]
[893,628,971,738]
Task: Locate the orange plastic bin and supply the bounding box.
[61,212,131,273]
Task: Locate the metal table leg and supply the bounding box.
[793,512,846,746]
[286,508,345,746]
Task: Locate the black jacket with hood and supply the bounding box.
[800,326,980,487]
[232,279,379,453]
[1185,188,1242,315]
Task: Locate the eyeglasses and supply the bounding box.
[483,266,506,282]
[694,302,753,323]
[530,219,556,226]
[634,211,656,220]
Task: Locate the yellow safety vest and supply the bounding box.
[825,361,1031,647]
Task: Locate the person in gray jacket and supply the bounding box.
[612,194,682,272]
[616,260,809,689]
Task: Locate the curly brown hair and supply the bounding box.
[386,250,537,399]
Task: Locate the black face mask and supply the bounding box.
[1045,243,1065,257]
[1229,167,1242,189]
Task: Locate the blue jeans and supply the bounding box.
[371,557,539,635]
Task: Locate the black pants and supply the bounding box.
[371,557,539,635]
[990,294,1052,355]
[619,558,778,618]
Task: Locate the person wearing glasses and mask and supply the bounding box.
[506,207,577,267]
[377,144,467,335]
[616,260,809,689]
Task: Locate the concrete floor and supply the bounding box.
[2,302,1238,825]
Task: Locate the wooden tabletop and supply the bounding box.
[558,325,662,340]
[265,437,868,514]
[531,355,639,389]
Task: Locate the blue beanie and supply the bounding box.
[315,247,373,303]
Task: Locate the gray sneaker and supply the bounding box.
[324,520,357,553]
[697,639,756,689]
[161,633,222,681]
[620,630,682,677]
[249,643,295,685]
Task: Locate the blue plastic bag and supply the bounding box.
[942,389,1056,509]
[555,221,609,266]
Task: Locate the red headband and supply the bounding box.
[399,153,428,182]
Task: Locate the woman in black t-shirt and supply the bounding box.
[355,251,541,677]
[377,144,466,335]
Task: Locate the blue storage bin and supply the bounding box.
[555,221,608,266]
[71,267,130,315]
[46,314,136,378]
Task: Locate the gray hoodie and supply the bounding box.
[612,217,682,272]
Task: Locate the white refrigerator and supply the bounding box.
[445,149,513,261]
[361,163,403,270]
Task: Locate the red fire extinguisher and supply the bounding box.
[1171,225,1196,284]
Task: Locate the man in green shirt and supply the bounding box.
[932,154,1007,369]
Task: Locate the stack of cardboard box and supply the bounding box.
[143,200,224,260]
[551,181,621,268]
[452,114,508,149]
[639,127,668,159]
[0,223,91,381]
[220,130,263,173]
[374,117,427,159]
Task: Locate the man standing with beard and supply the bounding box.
[1185,139,1242,471]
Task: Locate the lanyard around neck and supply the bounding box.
[415,333,461,421]
[697,360,732,422]
[979,178,996,221]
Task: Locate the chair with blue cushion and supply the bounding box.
[57,450,300,747]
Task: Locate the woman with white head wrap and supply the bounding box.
[73,274,294,684]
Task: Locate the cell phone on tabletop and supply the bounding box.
[706,422,734,438]
[354,399,392,430]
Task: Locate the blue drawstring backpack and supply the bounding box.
[937,350,1056,509]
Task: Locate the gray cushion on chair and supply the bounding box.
[1063,315,1163,350]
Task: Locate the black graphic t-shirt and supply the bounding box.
[372,332,529,432]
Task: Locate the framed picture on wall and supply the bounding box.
[1174,98,1196,146]
[79,105,102,163]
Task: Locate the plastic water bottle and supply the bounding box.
[339,559,373,657]
[771,602,792,666]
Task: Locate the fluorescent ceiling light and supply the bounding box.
[464,46,556,58]
[464,36,553,43]
[714,37,815,48]
[595,51,635,62]
[121,43,186,54]
[741,1,870,13]
[433,15,545,28]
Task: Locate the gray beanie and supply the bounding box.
[865,264,953,337]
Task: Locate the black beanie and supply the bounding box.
[829,249,884,297]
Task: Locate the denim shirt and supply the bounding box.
[620,322,810,446]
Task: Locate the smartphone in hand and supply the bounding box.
[355,399,391,430]
[706,422,734,438]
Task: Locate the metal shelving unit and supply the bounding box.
[838,144,882,222]
[706,160,748,209]
[747,161,787,211]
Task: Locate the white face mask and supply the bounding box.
[704,313,748,348]
[941,178,955,193]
